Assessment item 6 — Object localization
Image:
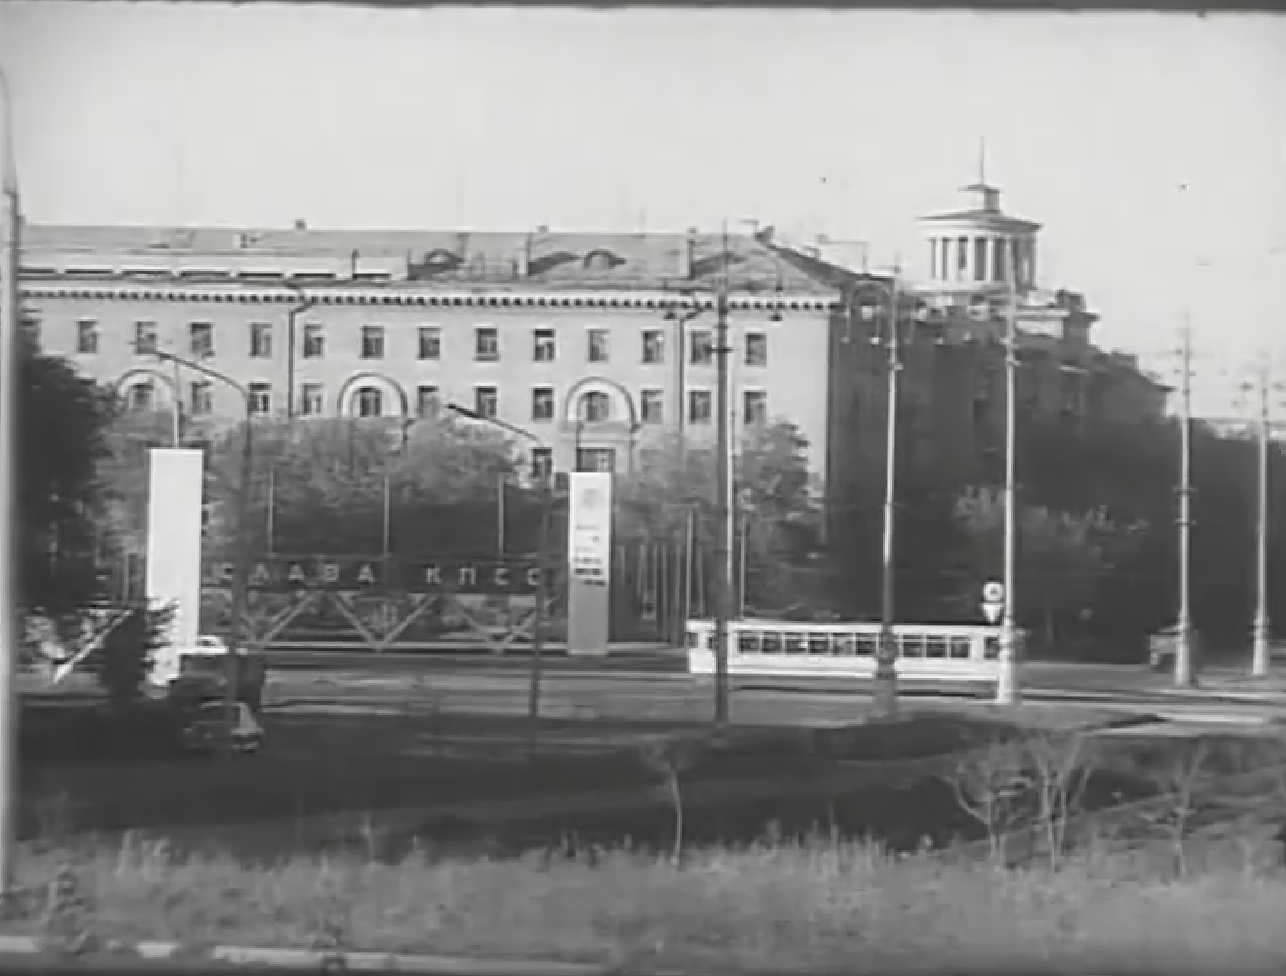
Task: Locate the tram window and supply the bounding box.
[836,635,856,656]
[686,630,701,650]
[949,636,972,659]
[926,636,948,659]
[738,632,761,654]
[984,635,1000,659]
[808,634,830,655]
[855,634,877,656]
[763,632,782,654]
[785,632,808,654]
[901,636,926,658]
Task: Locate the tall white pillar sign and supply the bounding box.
[145,448,205,651]
[566,471,612,656]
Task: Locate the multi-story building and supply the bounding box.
[770,172,1169,523]
[18,223,849,482]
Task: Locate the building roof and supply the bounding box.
[917,210,1042,232]
[22,223,840,296]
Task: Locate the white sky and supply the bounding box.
[2,3,1284,410]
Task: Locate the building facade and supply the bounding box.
[19,224,845,482]
[768,173,1170,530]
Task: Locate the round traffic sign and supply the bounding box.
[982,581,1005,603]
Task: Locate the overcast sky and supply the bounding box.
[2,3,1284,410]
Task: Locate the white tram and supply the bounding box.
[686,618,1015,690]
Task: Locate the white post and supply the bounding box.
[995,280,1021,705]
[1252,359,1271,678]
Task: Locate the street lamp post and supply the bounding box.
[0,65,22,895]
[850,275,903,719]
[445,404,551,750]
[994,280,1021,705]
[1174,324,1195,688]
[148,350,254,754]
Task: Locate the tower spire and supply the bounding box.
[978,136,988,186]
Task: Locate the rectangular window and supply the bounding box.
[640,389,665,425]
[248,382,272,416]
[688,390,713,425]
[743,390,768,426]
[76,319,99,355]
[475,326,499,361]
[356,387,383,418]
[587,328,610,363]
[190,381,213,417]
[533,328,556,362]
[300,383,324,417]
[531,447,554,484]
[973,238,987,282]
[531,386,555,422]
[134,321,158,355]
[189,321,214,358]
[641,329,665,364]
[576,447,616,474]
[475,385,498,419]
[418,326,441,361]
[249,322,273,358]
[303,323,325,359]
[690,330,714,366]
[956,236,969,278]
[416,384,440,418]
[744,332,768,367]
[361,325,385,360]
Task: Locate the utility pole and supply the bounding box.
[873,271,901,719]
[0,66,21,895]
[995,278,1021,705]
[1174,323,1195,688]
[712,255,732,731]
[1252,357,1272,678]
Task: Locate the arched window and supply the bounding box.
[579,390,612,423]
[356,386,383,418]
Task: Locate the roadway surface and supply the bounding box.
[259,648,1286,735]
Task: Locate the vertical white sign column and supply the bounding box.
[566,471,612,657]
[145,448,205,652]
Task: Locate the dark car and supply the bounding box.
[180,701,265,756]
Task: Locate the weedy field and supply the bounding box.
[10,713,1286,973]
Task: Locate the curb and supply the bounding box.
[0,934,607,974]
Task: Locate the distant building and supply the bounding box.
[18,222,848,485]
[768,168,1170,529]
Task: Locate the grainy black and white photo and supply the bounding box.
[0,2,1284,972]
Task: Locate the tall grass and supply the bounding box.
[12,830,1286,972]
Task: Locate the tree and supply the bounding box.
[18,332,115,619]
[615,421,824,613]
[953,487,1121,647]
[201,415,526,556]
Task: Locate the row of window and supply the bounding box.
[125,379,769,427]
[82,320,771,368]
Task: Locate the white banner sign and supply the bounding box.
[567,471,612,587]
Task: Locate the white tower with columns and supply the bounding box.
[918,143,1041,297]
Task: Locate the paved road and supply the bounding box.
[263,663,1286,735]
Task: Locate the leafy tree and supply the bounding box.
[18,331,115,619]
[953,487,1126,647]
[616,421,823,613]
[202,415,527,555]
